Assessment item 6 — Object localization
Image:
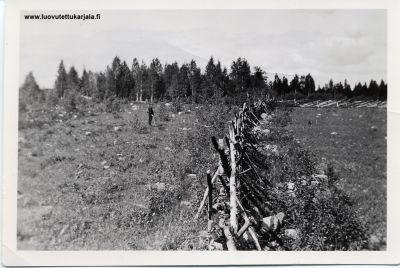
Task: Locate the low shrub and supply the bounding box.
[158,103,170,121]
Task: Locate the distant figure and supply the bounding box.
[147,104,154,126]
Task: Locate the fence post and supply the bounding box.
[228,124,238,234]
[207,170,213,232]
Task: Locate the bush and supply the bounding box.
[158,103,170,121]
[46,88,59,107]
[171,98,184,113]
[62,90,78,113]
[105,96,123,113]
[243,103,368,250]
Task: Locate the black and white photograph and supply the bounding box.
[2,0,400,266]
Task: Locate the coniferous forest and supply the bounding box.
[20,56,387,109]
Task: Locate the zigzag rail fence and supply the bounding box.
[195,100,279,251]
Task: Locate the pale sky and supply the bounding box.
[20,10,387,89]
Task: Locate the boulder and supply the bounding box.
[208,240,224,251]
[314,174,328,181]
[154,182,166,191]
[260,113,268,119]
[287,182,295,191]
[369,235,380,249]
[262,128,271,135]
[284,229,299,240]
[260,212,285,233]
[114,126,122,132]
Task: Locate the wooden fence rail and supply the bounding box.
[196,100,275,251]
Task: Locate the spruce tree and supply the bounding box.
[54,60,68,98]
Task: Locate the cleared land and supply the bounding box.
[288,107,387,248]
[17,102,386,250]
[17,102,229,250]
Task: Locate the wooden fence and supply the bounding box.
[195,100,276,251]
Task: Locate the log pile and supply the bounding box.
[195,100,286,251]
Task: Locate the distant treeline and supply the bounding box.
[20,56,387,108]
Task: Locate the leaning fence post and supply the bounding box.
[228,124,238,234]
[207,170,213,232]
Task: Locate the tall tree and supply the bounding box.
[251,66,266,96]
[105,66,116,99]
[80,69,90,96]
[281,76,289,97]
[163,62,180,100]
[305,74,315,96]
[272,74,282,96]
[132,58,142,101]
[229,57,251,93]
[289,75,300,97]
[188,60,202,102]
[20,72,44,104]
[149,58,163,102]
[95,72,107,101]
[54,60,68,98]
[378,80,387,100]
[67,66,80,93]
[343,79,352,98]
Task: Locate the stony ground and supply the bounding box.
[17,102,216,250]
[17,102,386,250]
[288,107,387,248]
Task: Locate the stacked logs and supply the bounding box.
[195,100,283,251]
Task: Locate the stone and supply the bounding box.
[316,162,328,175]
[262,128,271,135]
[314,174,328,181]
[208,240,224,251]
[260,113,268,119]
[85,131,92,136]
[287,182,295,191]
[369,235,380,249]
[284,229,299,240]
[154,182,166,191]
[330,132,338,135]
[260,212,285,233]
[180,201,191,208]
[114,126,122,131]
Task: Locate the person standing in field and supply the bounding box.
[147,104,154,126]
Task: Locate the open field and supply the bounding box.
[288,107,387,248]
[17,101,384,250]
[17,102,236,250]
